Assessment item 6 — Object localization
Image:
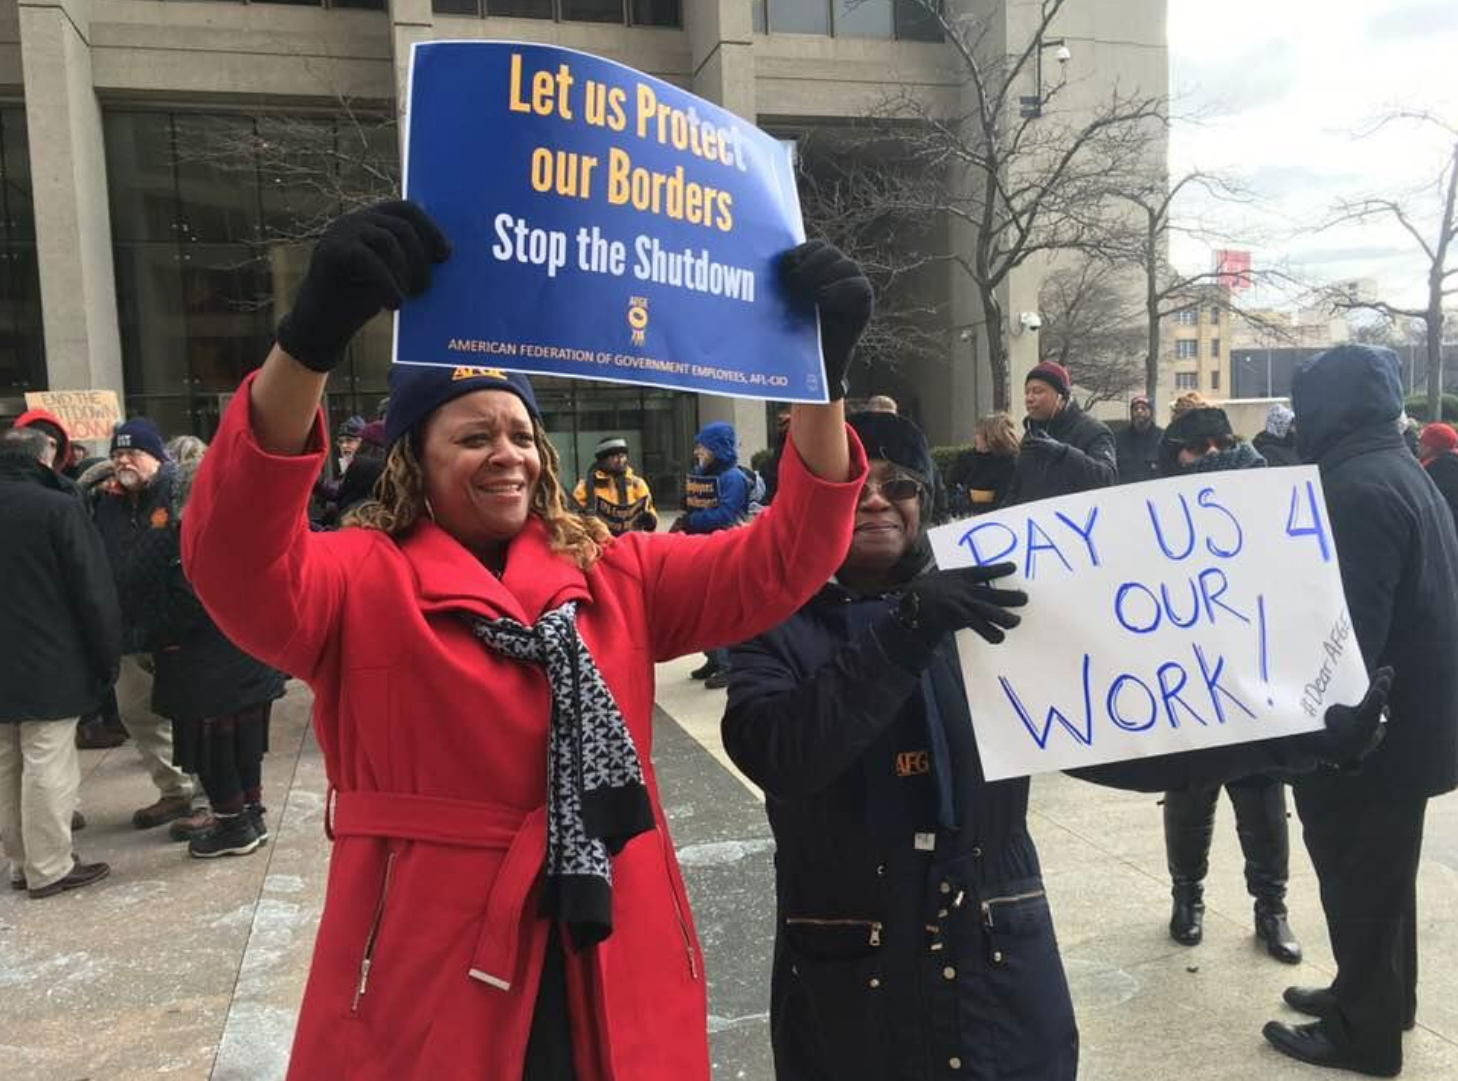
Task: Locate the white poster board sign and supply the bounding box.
[927,467,1367,781]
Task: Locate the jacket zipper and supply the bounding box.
[352,851,396,1013]
[784,917,884,948]
[980,888,1046,930]
[660,828,699,980]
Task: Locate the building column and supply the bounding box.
[18,0,122,398]
[684,0,768,456]
[388,0,435,145]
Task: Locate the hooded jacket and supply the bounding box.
[1292,345,1458,798]
[181,374,868,1081]
[683,421,749,533]
[0,453,121,722]
[1003,401,1117,506]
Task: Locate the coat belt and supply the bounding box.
[329,788,549,994]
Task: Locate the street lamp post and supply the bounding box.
[1019,37,1072,119]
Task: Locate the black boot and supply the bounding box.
[1230,779,1302,964]
[1164,788,1217,946]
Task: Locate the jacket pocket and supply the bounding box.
[658,824,700,981]
[954,877,1077,1080]
[779,915,890,1081]
[350,850,396,1016]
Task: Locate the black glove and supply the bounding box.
[780,240,873,401]
[879,563,1028,674]
[1297,666,1392,766]
[277,200,451,373]
[1020,427,1067,462]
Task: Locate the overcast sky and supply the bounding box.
[1167,0,1456,310]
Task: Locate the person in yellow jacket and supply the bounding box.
[572,437,659,535]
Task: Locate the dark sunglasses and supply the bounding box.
[858,476,923,504]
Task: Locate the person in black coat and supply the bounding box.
[1252,403,1301,467]
[1263,344,1458,1078]
[944,412,1019,516]
[0,429,119,897]
[152,455,286,858]
[1003,361,1117,506]
[1416,422,1458,532]
[1114,395,1164,484]
[1152,407,1302,965]
[721,411,1390,1081]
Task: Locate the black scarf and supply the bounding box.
[468,602,655,948]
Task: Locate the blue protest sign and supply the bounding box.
[395,41,827,402]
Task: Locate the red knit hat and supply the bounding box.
[1420,423,1458,453]
[1026,361,1072,398]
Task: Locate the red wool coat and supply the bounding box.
[182,377,866,1081]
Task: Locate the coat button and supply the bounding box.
[876,864,886,877]
[868,977,881,989]
[993,950,1004,964]
[937,908,949,918]
[949,1056,963,1069]
[971,846,982,858]
[942,965,956,980]
[939,880,952,894]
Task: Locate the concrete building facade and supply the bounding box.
[0,0,1167,489]
[1164,282,1230,401]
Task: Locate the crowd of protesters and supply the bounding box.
[1,197,1454,1081]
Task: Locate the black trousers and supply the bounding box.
[523,925,578,1081]
[1294,776,1426,1073]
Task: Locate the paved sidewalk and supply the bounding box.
[2,662,1457,1079]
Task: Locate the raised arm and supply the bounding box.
[639,240,871,659]
[183,202,450,678]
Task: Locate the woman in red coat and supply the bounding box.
[181,203,872,1081]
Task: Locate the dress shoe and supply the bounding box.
[1284,985,1337,1017]
[1170,896,1204,945]
[704,670,730,690]
[1256,909,1302,964]
[1283,986,1415,1032]
[689,660,719,681]
[1262,1020,1398,1077]
[168,808,216,842]
[28,859,110,899]
[132,795,192,829]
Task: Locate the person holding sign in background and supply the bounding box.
[571,436,658,536]
[1153,399,1303,965]
[180,202,873,1081]
[676,421,751,689]
[1263,345,1458,1079]
[1003,360,1117,506]
[723,406,1397,1081]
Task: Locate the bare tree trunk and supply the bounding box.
[1428,301,1444,420]
[1145,228,1161,402]
[982,283,1009,411]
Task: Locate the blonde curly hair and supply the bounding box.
[345,420,612,572]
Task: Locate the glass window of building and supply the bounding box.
[1211,369,1221,391]
[561,0,624,22]
[1175,371,1198,390]
[0,107,44,398]
[892,0,942,40]
[1211,337,1221,357]
[105,110,400,435]
[433,0,480,11]
[1175,339,1198,359]
[769,0,831,35]
[484,0,554,15]
[835,0,893,38]
[1175,308,1197,326]
[631,0,679,27]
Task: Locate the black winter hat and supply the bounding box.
[849,411,932,481]
[111,418,167,463]
[1164,406,1233,447]
[595,437,629,460]
[384,364,541,447]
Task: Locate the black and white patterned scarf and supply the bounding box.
[468,602,654,948]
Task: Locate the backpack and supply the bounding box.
[738,465,767,518]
